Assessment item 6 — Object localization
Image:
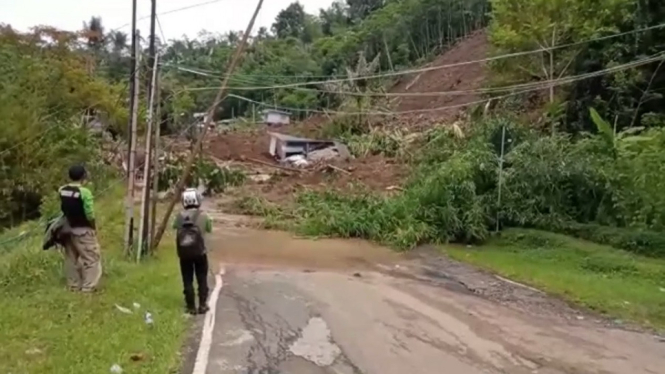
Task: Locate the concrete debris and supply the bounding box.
[308,147,339,162]
[268,131,350,167]
[249,174,272,183]
[285,154,310,168]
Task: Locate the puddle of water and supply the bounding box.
[208,226,403,271]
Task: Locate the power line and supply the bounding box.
[110,0,228,33]
[160,63,345,80]
[164,21,665,90]
[225,53,664,116]
[174,53,665,99]
[156,15,167,44]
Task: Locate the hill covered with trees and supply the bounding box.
[1,0,664,240]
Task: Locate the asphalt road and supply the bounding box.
[180,221,665,374]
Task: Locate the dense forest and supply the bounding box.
[1,0,664,246]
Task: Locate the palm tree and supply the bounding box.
[109,31,128,54]
[83,16,105,52]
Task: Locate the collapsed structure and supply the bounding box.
[267,132,351,167]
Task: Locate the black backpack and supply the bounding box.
[176,210,205,259]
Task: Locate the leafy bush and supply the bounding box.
[289,128,499,249]
[500,134,615,226]
[553,222,665,258]
[283,116,665,254]
[0,28,127,228]
[158,154,245,194]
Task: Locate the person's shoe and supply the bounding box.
[198,305,210,315]
[186,306,197,315]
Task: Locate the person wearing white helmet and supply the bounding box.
[172,187,213,315]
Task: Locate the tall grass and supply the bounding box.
[0,186,188,374]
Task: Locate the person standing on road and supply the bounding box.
[173,188,213,315]
[59,164,102,293]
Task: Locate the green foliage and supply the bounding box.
[0,27,127,228]
[552,222,665,258]
[274,116,665,253]
[0,187,188,373]
[158,0,490,123]
[158,154,245,194]
[489,0,665,133]
[447,228,665,328]
[234,196,283,217]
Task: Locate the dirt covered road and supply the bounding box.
[181,212,665,374]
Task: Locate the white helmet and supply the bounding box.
[182,188,202,208]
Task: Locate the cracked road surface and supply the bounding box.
[184,221,665,374]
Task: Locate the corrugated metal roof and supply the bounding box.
[262,109,291,116]
[267,132,333,143]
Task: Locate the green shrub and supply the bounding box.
[553,222,665,258]
[289,139,496,249]
[280,116,665,253]
[159,154,245,194]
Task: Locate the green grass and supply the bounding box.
[0,187,188,374]
[445,229,665,330]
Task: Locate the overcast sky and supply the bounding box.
[0,0,334,40]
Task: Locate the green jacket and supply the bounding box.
[58,183,95,229]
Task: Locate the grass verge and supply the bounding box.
[445,229,665,330]
[0,186,188,374]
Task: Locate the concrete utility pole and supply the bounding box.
[123,0,138,256]
[137,54,159,262]
[125,0,137,180]
[150,72,161,247]
[124,31,141,256]
[151,0,265,251]
[136,0,159,260]
[147,0,157,103]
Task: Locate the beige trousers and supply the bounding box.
[63,227,102,292]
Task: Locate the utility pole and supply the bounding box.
[124,30,141,256]
[125,0,137,180]
[147,0,157,103]
[150,72,162,247]
[152,0,265,251]
[123,0,138,256]
[137,54,159,261]
[137,0,158,260]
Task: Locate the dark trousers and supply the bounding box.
[179,255,209,308]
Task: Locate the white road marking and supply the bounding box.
[192,265,225,374]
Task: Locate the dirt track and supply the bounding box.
[181,208,665,374]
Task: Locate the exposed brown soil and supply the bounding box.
[390,30,488,128]
[205,129,272,162]
[206,128,407,206]
[201,32,488,204]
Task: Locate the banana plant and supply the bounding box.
[589,107,652,156]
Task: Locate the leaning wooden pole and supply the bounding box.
[151,0,265,251]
